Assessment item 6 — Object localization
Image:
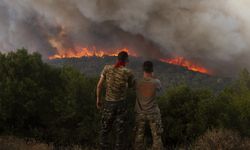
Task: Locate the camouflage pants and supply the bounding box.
[134,113,164,150]
[100,100,127,150]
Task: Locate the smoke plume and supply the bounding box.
[1,0,250,76]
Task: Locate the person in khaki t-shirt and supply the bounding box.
[134,61,164,150]
[96,51,135,150]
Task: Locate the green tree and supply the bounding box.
[0,49,100,147]
[215,69,250,136]
[158,85,213,147]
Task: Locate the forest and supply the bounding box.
[1,49,250,149]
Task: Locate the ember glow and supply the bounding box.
[160,57,211,74]
[49,47,211,74]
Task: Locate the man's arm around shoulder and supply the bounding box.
[155,79,162,92]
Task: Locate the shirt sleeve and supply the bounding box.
[100,65,108,79]
[155,79,162,92]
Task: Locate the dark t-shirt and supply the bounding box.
[135,77,162,114]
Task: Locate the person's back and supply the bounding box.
[96,51,135,150]
[134,61,164,150]
[102,64,133,101]
[136,77,161,114]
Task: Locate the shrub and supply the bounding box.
[158,85,213,147]
[213,69,250,136]
[0,49,99,147]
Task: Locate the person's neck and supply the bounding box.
[114,61,126,68]
[144,72,153,78]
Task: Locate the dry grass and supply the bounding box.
[0,136,52,150]
[192,128,250,150]
[0,136,96,150]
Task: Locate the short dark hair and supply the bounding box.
[118,51,129,62]
[143,61,153,73]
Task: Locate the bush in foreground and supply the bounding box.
[158,85,213,147]
[0,49,99,147]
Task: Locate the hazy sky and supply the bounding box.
[0,0,250,76]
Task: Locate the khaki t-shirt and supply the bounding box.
[101,65,134,101]
[135,77,162,114]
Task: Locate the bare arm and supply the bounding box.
[96,76,105,109]
[128,72,136,88]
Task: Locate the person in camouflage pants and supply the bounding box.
[135,113,163,150]
[100,100,127,149]
[96,51,135,150]
[134,61,164,150]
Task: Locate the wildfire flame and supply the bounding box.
[49,46,211,74]
[160,57,211,74]
[48,47,137,59]
[48,37,137,59]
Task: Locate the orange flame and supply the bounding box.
[48,47,137,59]
[160,57,211,74]
[49,46,211,74]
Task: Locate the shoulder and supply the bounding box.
[101,65,113,76]
[154,78,162,90]
[121,67,132,72]
[105,64,113,69]
[136,78,143,85]
[153,78,161,85]
[154,78,161,83]
[122,67,133,75]
[103,65,113,71]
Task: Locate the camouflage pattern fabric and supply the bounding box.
[134,113,164,150]
[100,100,128,150]
[101,65,134,101]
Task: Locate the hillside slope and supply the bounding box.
[48,56,231,91]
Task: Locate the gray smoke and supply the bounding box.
[0,0,250,76]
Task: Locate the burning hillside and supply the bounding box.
[48,53,231,91]
[48,47,211,74]
[1,0,250,76]
[160,57,211,74]
[48,47,137,59]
